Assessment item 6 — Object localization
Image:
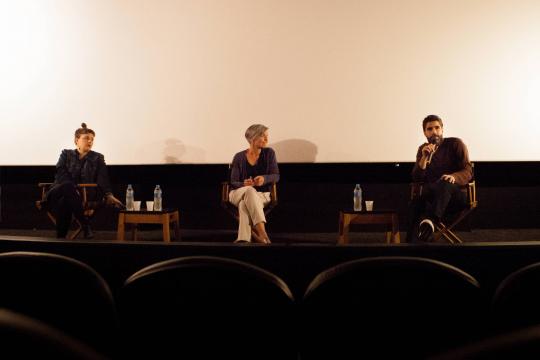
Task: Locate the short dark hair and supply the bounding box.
[422,115,443,131]
[74,123,95,138]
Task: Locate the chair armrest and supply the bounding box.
[221,182,230,205]
[37,183,98,205]
[269,183,278,205]
[77,184,98,188]
[221,182,278,206]
[38,183,97,188]
[411,181,477,209]
[467,181,477,207]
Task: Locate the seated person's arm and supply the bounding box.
[230,154,245,189]
[412,145,428,182]
[448,139,473,186]
[96,154,123,207]
[259,148,280,185]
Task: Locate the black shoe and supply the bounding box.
[83,224,94,239]
[417,219,434,242]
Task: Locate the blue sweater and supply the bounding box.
[230,148,280,192]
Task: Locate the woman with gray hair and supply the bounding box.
[228,124,279,243]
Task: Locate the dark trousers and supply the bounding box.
[406,180,466,243]
[47,182,88,238]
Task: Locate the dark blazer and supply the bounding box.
[47,149,113,198]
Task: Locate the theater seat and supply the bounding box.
[119,256,297,360]
[492,262,540,333]
[431,324,540,360]
[0,252,118,357]
[299,256,487,360]
[0,309,106,359]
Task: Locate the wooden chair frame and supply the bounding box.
[36,183,99,240]
[410,180,477,243]
[221,182,278,242]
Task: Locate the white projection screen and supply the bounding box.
[1,0,539,165]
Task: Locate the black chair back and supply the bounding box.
[0,252,118,356]
[0,309,106,359]
[492,262,540,333]
[119,256,297,360]
[300,256,486,359]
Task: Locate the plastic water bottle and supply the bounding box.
[154,185,162,211]
[126,184,134,211]
[353,184,362,211]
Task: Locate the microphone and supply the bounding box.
[426,138,438,165]
[427,149,435,164]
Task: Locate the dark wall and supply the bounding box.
[0,162,539,231]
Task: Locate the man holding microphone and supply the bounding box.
[406,115,473,242]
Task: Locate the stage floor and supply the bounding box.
[1,227,540,244]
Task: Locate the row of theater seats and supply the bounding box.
[2,252,540,359]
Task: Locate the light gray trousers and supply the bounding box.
[229,186,271,241]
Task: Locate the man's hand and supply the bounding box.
[106,194,124,208]
[243,177,254,187]
[441,174,456,184]
[253,176,265,186]
[422,143,437,158]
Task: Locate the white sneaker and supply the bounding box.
[418,219,435,242]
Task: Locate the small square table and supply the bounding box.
[338,209,400,244]
[117,208,180,242]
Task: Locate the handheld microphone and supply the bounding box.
[426,138,438,165]
[427,149,435,164]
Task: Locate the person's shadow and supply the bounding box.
[270,139,318,162]
[163,138,206,163]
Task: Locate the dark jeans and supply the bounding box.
[47,182,88,238]
[406,180,466,243]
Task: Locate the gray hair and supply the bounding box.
[244,124,268,142]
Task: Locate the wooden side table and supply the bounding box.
[338,209,400,244]
[117,208,180,242]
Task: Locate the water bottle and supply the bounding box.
[154,185,162,211]
[353,184,362,211]
[126,184,134,211]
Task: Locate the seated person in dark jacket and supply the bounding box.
[46,123,122,238]
[406,115,473,242]
[228,124,280,244]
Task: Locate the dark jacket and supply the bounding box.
[48,149,113,198]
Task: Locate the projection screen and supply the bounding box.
[1,0,539,165]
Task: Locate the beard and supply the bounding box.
[428,135,443,145]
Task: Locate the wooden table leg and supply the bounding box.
[338,213,351,245]
[117,213,125,241]
[392,213,400,243]
[162,214,171,243]
[173,211,180,241]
